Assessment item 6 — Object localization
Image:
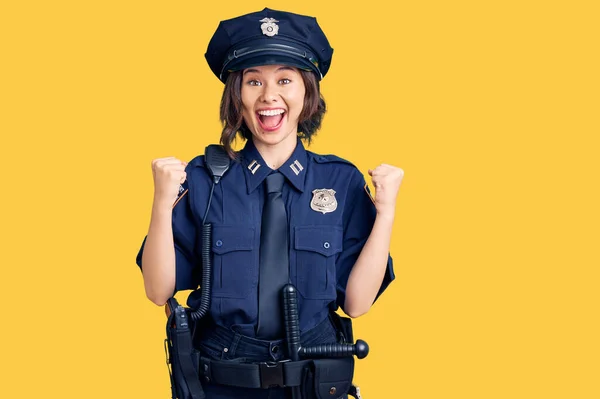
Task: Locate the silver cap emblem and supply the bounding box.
[311,189,337,214]
[260,18,279,37]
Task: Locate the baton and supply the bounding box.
[283,285,303,398]
[283,285,369,399]
[283,284,369,360]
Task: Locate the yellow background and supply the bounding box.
[1,0,599,398]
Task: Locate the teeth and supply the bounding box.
[257,109,285,116]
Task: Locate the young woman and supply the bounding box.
[136,8,404,399]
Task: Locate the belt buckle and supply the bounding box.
[259,361,287,388]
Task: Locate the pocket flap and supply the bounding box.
[294,226,343,257]
[212,225,255,254]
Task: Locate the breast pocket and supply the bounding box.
[294,226,342,300]
[211,225,257,299]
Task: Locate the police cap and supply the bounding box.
[205,8,334,83]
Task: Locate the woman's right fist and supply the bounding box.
[151,157,188,206]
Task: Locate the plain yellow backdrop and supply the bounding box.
[1,0,599,398]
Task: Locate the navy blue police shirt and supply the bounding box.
[136,137,394,337]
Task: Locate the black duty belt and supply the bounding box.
[199,357,311,389]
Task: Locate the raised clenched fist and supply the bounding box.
[151,157,187,207]
[368,164,404,216]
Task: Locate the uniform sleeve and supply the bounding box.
[335,170,395,311]
[135,185,201,293]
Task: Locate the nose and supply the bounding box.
[259,82,279,103]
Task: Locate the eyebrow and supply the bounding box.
[243,66,296,75]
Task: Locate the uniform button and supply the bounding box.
[323,242,330,249]
[215,240,223,247]
[223,347,229,353]
[272,345,279,354]
[329,387,337,395]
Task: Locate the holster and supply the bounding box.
[165,298,204,399]
[301,357,355,399]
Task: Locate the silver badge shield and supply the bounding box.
[260,18,279,37]
[311,189,337,214]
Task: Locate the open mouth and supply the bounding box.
[256,109,286,132]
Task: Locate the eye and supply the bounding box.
[279,78,291,85]
[246,79,262,86]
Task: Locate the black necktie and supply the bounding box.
[256,172,289,339]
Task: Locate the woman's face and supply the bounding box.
[241,64,306,149]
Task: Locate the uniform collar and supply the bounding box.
[240,137,308,194]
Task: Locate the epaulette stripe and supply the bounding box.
[172,189,188,208]
[364,183,375,205]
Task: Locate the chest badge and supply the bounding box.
[311,189,337,214]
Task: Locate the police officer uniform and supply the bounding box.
[136,8,395,399]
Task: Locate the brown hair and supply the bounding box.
[219,69,327,159]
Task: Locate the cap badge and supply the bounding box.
[311,189,337,214]
[259,18,279,37]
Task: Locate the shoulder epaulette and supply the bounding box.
[188,155,206,168]
[312,153,355,167]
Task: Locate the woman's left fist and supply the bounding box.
[368,164,404,215]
